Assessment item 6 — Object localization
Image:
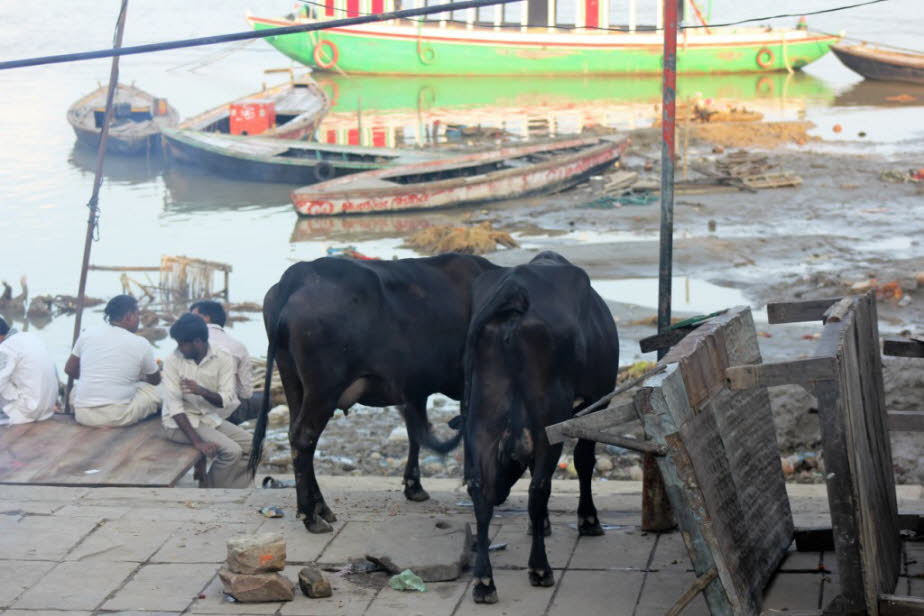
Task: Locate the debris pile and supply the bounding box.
[692,120,817,148]
[403,222,518,255]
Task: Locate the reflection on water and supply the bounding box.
[67,144,165,185]
[314,72,836,147]
[833,80,924,107]
[162,166,294,213]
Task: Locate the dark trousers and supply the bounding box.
[227,392,265,425]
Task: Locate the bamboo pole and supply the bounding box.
[65,0,130,414]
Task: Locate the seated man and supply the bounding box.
[161,313,251,489]
[189,300,263,424]
[0,316,58,424]
[65,295,161,427]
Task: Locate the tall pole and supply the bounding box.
[65,0,129,412]
[657,0,678,361]
[641,0,679,535]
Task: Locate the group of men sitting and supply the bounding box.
[0,296,262,488]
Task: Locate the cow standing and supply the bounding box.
[250,254,499,533]
[463,251,619,603]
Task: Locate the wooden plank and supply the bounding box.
[766,298,841,324]
[880,595,924,616]
[888,410,924,431]
[638,379,735,616]
[823,296,855,323]
[725,356,837,390]
[0,415,201,487]
[639,328,692,354]
[882,338,924,358]
[545,400,638,444]
[551,425,665,454]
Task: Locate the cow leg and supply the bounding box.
[400,399,430,502]
[527,452,558,588]
[291,401,337,534]
[526,457,551,538]
[574,438,604,536]
[469,483,498,604]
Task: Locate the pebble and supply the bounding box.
[387,426,409,443]
[268,405,289,428]
[628,465,644,481]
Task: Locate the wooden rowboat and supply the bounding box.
[175,76,328,139]
[832,43,924,85]
[291,135,627,216]
[67,83,179,155]
[160,128,437,184]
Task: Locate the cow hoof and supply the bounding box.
[528,568,555,587]
[527,517,552,537]
[404,485,430,502]
[579,517,605,536]
[304,517,333,534]
[316,504,337,524]
[472,582,498,604]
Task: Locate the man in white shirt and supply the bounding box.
[65,295,161,427]
[0,317,58,425]
[189,300,262,424]
[161,313,252,489]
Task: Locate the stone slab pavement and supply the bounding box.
[2,477,924,616]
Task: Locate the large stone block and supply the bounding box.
[218,567,294,603]
[365,518,471,582]
[226,532,286,574]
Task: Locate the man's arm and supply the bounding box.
[140,346,160,385]
[173,413,219,457]
[143,369,161,386]
[64,354,80,380]
[181,379,223,408]
[0,350,16,391]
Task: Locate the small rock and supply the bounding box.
[218,567,294,603]
[370,452,382,461]
[298,565,332,598]
[268,405,290,428]
[595,457,614,473]
[268,453,293,467]
[226,532,286,575]
[387,426,409,443]
[628,464,644,481]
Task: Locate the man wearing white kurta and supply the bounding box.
[161,313,251,489]
[0,317,58,424]
[65,295,161,427]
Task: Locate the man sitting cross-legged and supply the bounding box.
[161,313,251,489]
[66,295,161,427]
[0,316,59,425]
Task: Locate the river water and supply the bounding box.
[1,0,922,367]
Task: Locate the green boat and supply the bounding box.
[247,4,840,76]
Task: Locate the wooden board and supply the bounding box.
[812,292,901,615]
[0,414,202,487]
[643,306,793,615]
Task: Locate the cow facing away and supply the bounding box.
[250,253,499,533]
[463,251,619,604]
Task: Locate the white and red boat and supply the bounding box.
[290,135,627,216]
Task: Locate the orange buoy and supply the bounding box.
[833,123,843,133]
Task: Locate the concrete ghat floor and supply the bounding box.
[2,478,924,616]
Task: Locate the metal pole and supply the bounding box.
[65,0,129,413]
[641,0,679,535]
[657,0,678,361]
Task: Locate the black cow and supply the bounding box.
[463,251,619,604]
[250,253,499,533]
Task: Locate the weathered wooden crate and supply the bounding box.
[548,305,793,615]
[728,292,905,615]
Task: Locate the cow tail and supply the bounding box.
[415,421,463,454]
[248,271,303,475]
[248,334,275,476]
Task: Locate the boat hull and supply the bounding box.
[832,45,924,85]
[71,125,166,156]
[250,16,839,76]
[161,130,377,184]
[292,138,625,216]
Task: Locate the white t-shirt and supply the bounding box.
[0,330,59,424]
[72,325,158,407]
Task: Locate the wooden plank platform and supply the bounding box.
[0,414,202,487]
